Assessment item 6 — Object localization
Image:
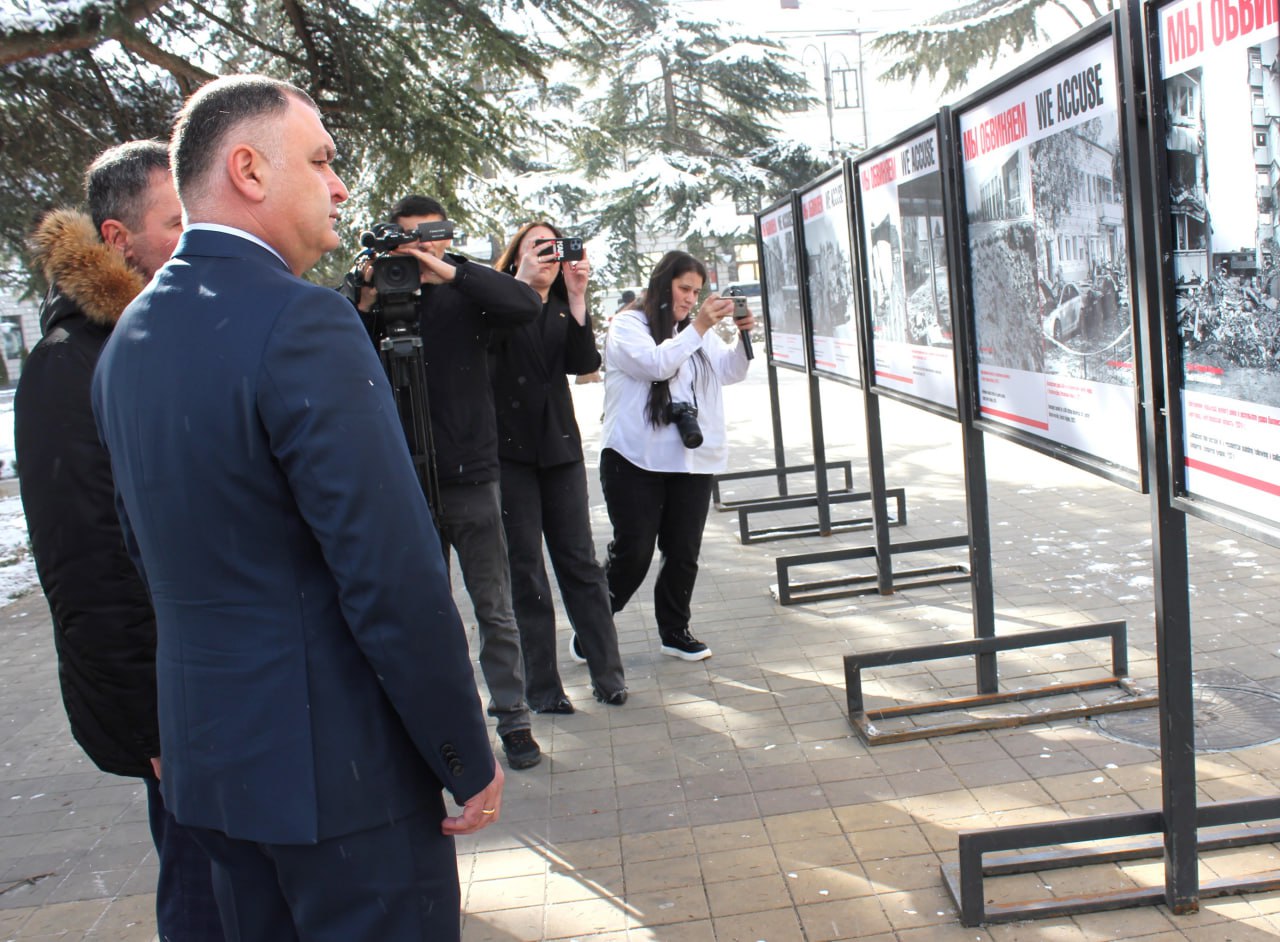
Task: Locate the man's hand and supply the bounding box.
[442,763,505,835]
[396,245,457,286]
[150,757,162,779]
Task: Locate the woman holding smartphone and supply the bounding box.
[492,223,627,713]
[599,250,755,661]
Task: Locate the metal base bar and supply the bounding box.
[775,534,971,605]
[844,622,1154,745]
[711,461,855,510]
[738,488,906,545]
[941,797,1280,926]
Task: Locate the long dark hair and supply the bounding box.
[643,251,708,428]
[496,221,569,305]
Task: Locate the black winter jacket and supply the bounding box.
[16,210,158,777]
[354,254,539,486]
[490,294,601,468]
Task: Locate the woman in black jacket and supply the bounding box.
[492,222,626,712]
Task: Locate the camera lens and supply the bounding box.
[374,256,419,296]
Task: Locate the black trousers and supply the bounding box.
[499,458,625,707]
[599,448,713,637]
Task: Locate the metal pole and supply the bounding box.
[1122,0,1198,912]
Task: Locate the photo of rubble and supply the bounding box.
[966,145,1043,373]
[1029,114,1134,385]
[1168,38,1280,408]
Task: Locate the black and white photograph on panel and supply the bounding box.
[857,126,957,411]
[759,201,806,368]
[957,26,1141,477]
[800,171,860,383]
[1158,0,1280,524]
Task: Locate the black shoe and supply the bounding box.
[531,696,574,715]
[569,634,587,665]
[501,729,542,770]
[594,688,628,706]
[660,629,711,661]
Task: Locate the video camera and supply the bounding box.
[355,221,456,324]
[534,236,585,262]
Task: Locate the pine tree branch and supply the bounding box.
[114,23,215,87]
[183,0,303,68]
[0,0,171,66]
[280,0,325,87]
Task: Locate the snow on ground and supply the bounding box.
[0,390,38,603]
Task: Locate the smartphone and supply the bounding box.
[533,237,585,262]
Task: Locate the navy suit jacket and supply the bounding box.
[92,228,493,844]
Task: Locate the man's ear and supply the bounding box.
[99,219,131,255]
[226,144,268,202]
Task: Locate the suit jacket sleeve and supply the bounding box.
[256,288,494,803]
[450,257,541,327]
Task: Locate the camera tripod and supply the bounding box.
[378,318,446,561]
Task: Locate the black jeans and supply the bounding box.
[599,449,713,638]
[499,458,625,707]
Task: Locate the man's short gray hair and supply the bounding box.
[170,75,317,207]
[85,141,171,235]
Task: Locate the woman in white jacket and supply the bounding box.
[599,250,755,661]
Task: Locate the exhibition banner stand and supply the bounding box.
[842,84,1154,748]
[715,191,876,546]
[936,2,1280,924]
[777,120,975,607]
[710,195,856,529]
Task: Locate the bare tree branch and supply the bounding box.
[1051,0,1086,28]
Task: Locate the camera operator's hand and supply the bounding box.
[394,245,457,285]
[354,259,378,313]
[563,255,591,325]
[693,294,735,335]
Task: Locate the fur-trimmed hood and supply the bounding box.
[30,209,144,331]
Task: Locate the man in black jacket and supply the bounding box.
[16,141,223,940]
[348,195,545,770]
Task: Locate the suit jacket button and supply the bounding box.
[450,761,465,776]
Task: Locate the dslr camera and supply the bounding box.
[533,236,585,262]
[668,401,703,449]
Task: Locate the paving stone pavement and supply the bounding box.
[5,367,1280,940]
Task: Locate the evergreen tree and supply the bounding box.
[872,0,1113,95]
[0,0,611,287]
[512,4,822,284]
[1,0,819,291]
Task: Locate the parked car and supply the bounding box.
[1043,282,1088,342]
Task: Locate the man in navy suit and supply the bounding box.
[92,74,501,942]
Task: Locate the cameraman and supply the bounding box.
[345,195,545,771]
[599,251,755,663]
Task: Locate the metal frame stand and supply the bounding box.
[838,108,1151,744]
[711,361,855,512]
[939,6,1280,923]
[943,797,1280,925]
[845,622,1156,745]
